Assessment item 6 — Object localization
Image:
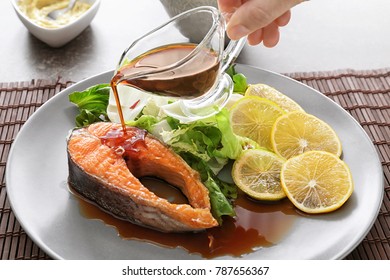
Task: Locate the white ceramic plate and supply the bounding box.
[6,65,383,260]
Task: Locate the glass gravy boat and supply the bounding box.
[111,6,246,123]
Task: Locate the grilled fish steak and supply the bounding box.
[67,122,218,232]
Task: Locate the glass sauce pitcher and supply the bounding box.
[111,6,246,123]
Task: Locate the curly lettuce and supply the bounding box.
[69,84,111,127]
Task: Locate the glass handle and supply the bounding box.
[220,36,247,73]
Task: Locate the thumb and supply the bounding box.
[225,0,304,40]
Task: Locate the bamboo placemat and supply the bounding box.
[1,70,389,260]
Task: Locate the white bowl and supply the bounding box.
[11,0,100,48]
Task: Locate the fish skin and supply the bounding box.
[67,122,218,232]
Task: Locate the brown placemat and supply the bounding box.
[1,70,389,260]
[0,78,73,260]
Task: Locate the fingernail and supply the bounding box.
[228,25,250,40]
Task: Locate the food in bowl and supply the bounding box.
[11,0,100,47]
[17,0,92,28]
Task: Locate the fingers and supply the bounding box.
[226,0,274,40]
[262,22,280,47]
[223,0,302,40]
[217,0,244,14]
[275,10,291,27]
[247,22,280,47]
[247,28,263,46]
[247,11,290,47]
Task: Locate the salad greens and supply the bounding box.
[226,64,248,93]
[69,84,111,127]
[68,65,249,224]
[127,109,241,224]
[181,152,237,224]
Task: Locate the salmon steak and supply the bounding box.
[67,122,218,232]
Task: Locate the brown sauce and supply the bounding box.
[70,181,298,259]
[110,43,220,131]
[99,126,147,157]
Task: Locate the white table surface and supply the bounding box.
[1,0,390,82]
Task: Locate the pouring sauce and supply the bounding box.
[110,43,220,131]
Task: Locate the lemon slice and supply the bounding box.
[281,151,353,213]
[230,96,285,150]
[245,83,304,112]
[232,149,286,201]
[271,111,342,159]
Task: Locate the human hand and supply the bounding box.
[218,0,305,47]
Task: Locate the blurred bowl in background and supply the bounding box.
[159,0,229,46]
[11,0,100,48]
[160,0,218,17]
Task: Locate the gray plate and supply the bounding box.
[6,65,383,259]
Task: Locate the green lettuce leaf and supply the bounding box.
[214,108,242,159]
[69,84,110,127]
[159,109,242,165]
[180,152,236,224]
[126,114,159,131]
[226,64,248,93]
